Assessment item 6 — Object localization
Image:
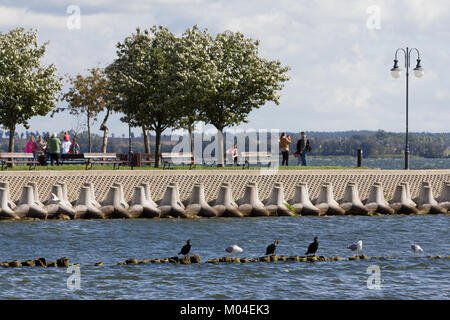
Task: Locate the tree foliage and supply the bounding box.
[106,26,182,167]
[0,28,61,151]
[54,67,113,152]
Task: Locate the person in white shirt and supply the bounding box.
[61,133,71,154]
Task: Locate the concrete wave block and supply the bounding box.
[83,182,101,208]
[101,186,131,218]
[288,183,321,216]
[112,183,129,209]
[0,187,19,219]
[314,183,345,215]
[264,184,294,216]
[185,183,218,217]
[139,182,158,208]
[130,186,160,218]
[56,182,72,208]
[262,182,283,205]
[414,182,446,214]
[74,186,104,219]
[339,182,369,215]
[26,181,45,208]
[212,183,243,217]
[437,182,450,212]
[45,185,75,219]
[14,185,48,219]
[236,183,269,217]
[0,182,15,210]
[158,185,187,218]
[389,183,418,214]
[363,183,394,214]
[400,182,417,207]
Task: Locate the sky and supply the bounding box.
[0,0,449,136]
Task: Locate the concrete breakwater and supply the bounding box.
[0,169,449,219]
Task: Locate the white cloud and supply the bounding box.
[1,0,449,135]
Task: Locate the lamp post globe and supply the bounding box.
[391,69,401,78]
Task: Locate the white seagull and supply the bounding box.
[51,193,61,203]
[348,240,363,255]
[411,244,424,254]
[225,245,243,256]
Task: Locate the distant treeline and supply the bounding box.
[0,129,448,158]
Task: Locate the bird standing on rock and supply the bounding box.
[305,237,319,256]
[411,244,424,254]
[348,240,363,255]
[225,245,243,256]
[265,240,279,256]
[179,239,191,256]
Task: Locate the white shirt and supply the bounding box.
[61,141,71,154]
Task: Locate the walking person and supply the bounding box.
[48,133,61,166]
[296,131,311,166]
[25,136,38,160]
[279,132,292,166]
[231,143,239,166]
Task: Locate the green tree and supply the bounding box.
[195,30,290,166]
[0,28,61,152]
[106,26,182,167]
[54,67,113,152]
[172,26,214,157]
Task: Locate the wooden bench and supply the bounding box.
[0,152,39,170]
[84,153,129,170]
[61,153,85,165]
[240,152,273,169]
[135,153,156,167]
[161,152,198,169]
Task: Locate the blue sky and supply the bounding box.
[1,0,449,136]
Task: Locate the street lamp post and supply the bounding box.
[390,47,424,170]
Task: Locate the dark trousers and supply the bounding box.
[233,157,239,165]
[298,152,308,166]
[50,153,61,166]
[281,151,289,166]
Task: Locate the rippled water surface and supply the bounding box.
[0,216,449,299]
[285,157,450,169]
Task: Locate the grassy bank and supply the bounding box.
[0,164,370,171]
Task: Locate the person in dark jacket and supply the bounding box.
[296,132,310,166]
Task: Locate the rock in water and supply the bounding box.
[56,257,70,267]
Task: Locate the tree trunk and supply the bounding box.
[87,112,92,152]
[154,129,162,168]
[99,108,110,153]
[8,124,16,167]
[142,126,150,154]
[216,126,225,167]
[8,124,15,152]
[188,124,194,163]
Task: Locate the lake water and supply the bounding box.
[285,157,450,169]
[0,216,449,300]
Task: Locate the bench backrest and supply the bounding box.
[0,152,34,159]
[240,152,272,158]
[84,153,117,159]
[161,152,194,159]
